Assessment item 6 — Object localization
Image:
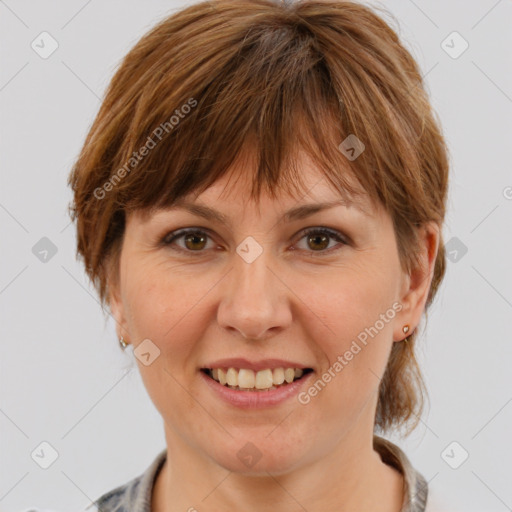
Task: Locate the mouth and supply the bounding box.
[200,367,314,392]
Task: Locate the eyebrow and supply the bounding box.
[169,197,370,227]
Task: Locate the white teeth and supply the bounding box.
[226,367,238,386]
[273,367,285,385]
[238,369,255,389]
[255,369,273,389]
[284,368,295,383]
[207,366,308,390]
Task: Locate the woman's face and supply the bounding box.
[109,151,437,475]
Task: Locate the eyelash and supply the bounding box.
[161,227,348,256]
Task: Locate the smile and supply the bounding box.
[201,367,314,391]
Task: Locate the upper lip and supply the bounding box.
[201,358,313,372]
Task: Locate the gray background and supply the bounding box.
[1,0,511,510]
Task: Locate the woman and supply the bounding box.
[66,0,449,510]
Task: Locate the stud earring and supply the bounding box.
[402,324,410,343]
[119,336,128,349]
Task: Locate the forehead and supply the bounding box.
[136,146,378,226]
[183,150,373,212]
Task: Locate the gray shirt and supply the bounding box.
[79,435,430,511]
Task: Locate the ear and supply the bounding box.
[106,262,130,343]
[394,221,440,342]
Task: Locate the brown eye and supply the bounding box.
[307,232,330,251]
[183,231,208,250]
[295,228,347,254]
[163,228,213,253]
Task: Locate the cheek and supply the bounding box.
[295,258,397,344]
[124,259,192,336]
[123,260,218,367]
[294,260,397,408]
[122,263,215,421]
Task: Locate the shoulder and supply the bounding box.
[87,448,167,512]
[17,490,136,512]
[91,472,145,511]
[15,475,144,512]
[20,450,167,512]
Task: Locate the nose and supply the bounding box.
[216,248,292,341]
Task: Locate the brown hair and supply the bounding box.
[68,0,450,435]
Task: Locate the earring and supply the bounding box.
[402,324,410,343]
[119,336,128,349]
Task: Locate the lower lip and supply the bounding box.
[199,370,314,409]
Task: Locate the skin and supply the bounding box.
[108,148,439,512]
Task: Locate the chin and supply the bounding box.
[205,435,308,476]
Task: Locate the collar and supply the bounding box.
[373,435,429,511]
